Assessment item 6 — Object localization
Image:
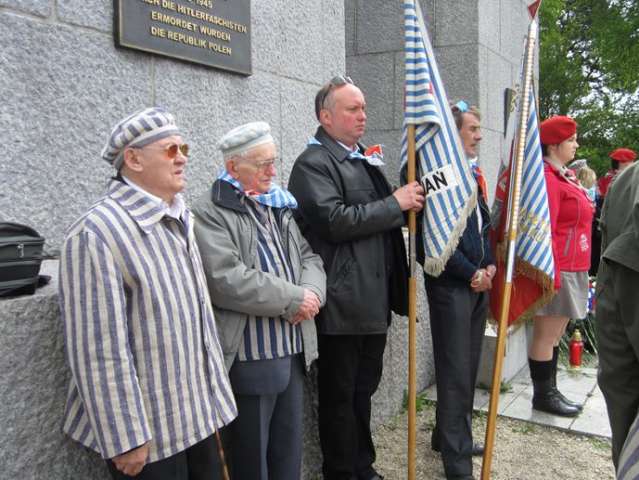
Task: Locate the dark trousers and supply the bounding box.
[596,260,639,469]
[229,355,304,480]
[318,334,387,480]
[107,434,223,480]
[426,281,487,478]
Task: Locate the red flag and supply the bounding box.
[528,0,542,19]
[490,165,556,325]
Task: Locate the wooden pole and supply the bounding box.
[480,17,539,480]
[407,124,418,480]
[214,428,231,480]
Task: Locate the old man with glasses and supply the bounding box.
[59,107,236,480]
[193,121,326,480]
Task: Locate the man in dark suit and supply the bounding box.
[288,76,424,480]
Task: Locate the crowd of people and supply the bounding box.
[57,76,637,480]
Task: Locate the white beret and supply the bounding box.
[569,158,588,172]
[101,107,180,169]
[218,121,273,158]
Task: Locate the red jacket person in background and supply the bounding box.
[528,115,594,417]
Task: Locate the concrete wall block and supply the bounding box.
[344,0,356,56]
[279,79,319,186]
[499,0,530,65]
[0,0,50,17]
[0,261,110,479]
[478,46,512,133]
[278,1,325,82]
[57,0,112,32]
[354,0,403,54]
[478,127,503,200]
[347,52,396,131]
[251,0,284,74]
[433,44,480,106]
[321,0,346,77]
[393,51,405,131]
[478,0,501,52]
[0,13,153,249]
[433,0,478,47]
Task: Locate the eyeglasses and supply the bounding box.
[452,100,469,113]
[315,75,354,116]
[138,143,190,159]
[251,158,276,170]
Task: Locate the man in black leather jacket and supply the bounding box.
[422,102,496,480]
[288,76,424,480]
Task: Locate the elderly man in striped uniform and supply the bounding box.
[59,107,237,480]
[193,122,326,480]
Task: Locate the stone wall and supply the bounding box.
[0,0,345,250]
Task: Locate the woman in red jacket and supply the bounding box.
[529,115,594,416]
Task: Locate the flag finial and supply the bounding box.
[528,0,542,19]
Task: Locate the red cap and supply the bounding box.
[609,148,637,163]
[539,115,577,146]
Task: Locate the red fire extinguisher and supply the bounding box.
[569,328,584,368]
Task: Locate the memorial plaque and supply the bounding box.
[115,0,251,75]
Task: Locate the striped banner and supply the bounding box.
[400,0,477,276]
[490,80,556,325]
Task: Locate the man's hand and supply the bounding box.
[393,181,425,212]
[470,269,493,292]
[485,264,497,279]
[290,289,321,325]
[112,442,150,477]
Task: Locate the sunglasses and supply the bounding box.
[315,75,354,115]
[138,143,190,159]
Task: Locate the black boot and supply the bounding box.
[529,358,580,417]
[532,379,580,416]
[551,347,583,411]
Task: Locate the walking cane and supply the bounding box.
[213,406,231,480]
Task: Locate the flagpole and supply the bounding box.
[407,124,418,480]
[481,16,539,480]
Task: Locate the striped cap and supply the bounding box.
[101,107,181,169]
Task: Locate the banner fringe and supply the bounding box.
[422,189,478,276]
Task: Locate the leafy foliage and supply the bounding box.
[539,0,639,175]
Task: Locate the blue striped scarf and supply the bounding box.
[217,169,298,209]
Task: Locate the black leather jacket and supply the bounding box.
[288,127,409,334]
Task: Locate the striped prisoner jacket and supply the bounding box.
[59,179,237,462]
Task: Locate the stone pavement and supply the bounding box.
[424,364,612,439]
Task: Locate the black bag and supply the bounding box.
[0,222,45,297]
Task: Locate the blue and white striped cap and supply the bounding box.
[101,107,181,169]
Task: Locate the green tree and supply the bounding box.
[539,0,639,175]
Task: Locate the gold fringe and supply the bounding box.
[489,240,556,326]
[423,189,479,276]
